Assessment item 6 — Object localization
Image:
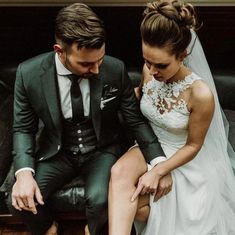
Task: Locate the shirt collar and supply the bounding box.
[55,53,72,76]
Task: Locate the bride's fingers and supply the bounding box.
[154,185,172,201]
[131,183,144,202]
[165,186,172,195]
[154,187,166,201]
[141,186,151,195]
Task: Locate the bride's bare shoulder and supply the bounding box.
[190,79,215,114]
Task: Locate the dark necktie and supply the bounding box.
[68,74,84,123]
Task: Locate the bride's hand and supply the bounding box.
[131,165,173,202]
[154,173,172,201]
[131,168,163,201]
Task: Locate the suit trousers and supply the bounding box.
[8,148,118,235]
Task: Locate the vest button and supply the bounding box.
[77,130,82,134]
[78,137,82,141]
[79,144,84,148]
[73,151,77,155]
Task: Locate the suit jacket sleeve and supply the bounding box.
[119,63,165,163]
[13,63,39,172]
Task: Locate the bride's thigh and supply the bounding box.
[111,147,147,184]
[135,194,150,221]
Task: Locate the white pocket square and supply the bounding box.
[100,96,117,110]
[100,85,118,110]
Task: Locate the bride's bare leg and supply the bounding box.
[109,147,147,235]
[135,195,150,222]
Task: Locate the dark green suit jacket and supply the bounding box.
[13,52,164,172]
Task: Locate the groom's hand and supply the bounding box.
[12,170,44,214]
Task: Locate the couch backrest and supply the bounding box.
[213,70,235,110]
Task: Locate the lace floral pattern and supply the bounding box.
[143,73,200,115]
[140,72,201,133]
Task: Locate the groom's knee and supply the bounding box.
[86,187,108,216]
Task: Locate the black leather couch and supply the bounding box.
[0,64,235,221]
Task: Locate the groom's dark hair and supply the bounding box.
[55,3,106,50]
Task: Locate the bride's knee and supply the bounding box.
[110,160,136,187]
[110,161,129,184]
[109,148,146,187]
[135,205,149,222]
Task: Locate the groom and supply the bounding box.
[9,3,167,235]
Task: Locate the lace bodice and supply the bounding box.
[140,72,201,147]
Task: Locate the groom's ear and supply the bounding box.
[53,44,63,56]
[53,44,66,62]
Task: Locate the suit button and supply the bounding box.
[77,130,82,134]
[73,151,77,155]
[78,137,82,141]
[79,144,83,148]
[58,145,61,150]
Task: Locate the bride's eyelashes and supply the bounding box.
[145,60,169,70]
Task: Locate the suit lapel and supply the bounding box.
[90,72,103,140]
[40,53,62,136]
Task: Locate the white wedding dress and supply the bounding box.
[137,72,235,235]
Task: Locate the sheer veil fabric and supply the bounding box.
[183,30,235,233]
[185,30,235,171]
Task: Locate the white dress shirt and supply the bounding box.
[55,53,90,118]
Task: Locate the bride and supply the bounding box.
[108,0,235,234]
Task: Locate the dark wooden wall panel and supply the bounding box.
[0,6,234,69]
[197,7,235,69]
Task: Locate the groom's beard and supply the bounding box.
[64,57,99,80]
[82,73,98,79]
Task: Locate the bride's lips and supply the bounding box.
[153,75,163,80]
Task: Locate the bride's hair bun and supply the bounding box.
[141,0,200,57]
[144,0,197,30]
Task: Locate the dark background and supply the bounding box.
[0,6,235,69]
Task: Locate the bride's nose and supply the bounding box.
[149,65,159,76]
